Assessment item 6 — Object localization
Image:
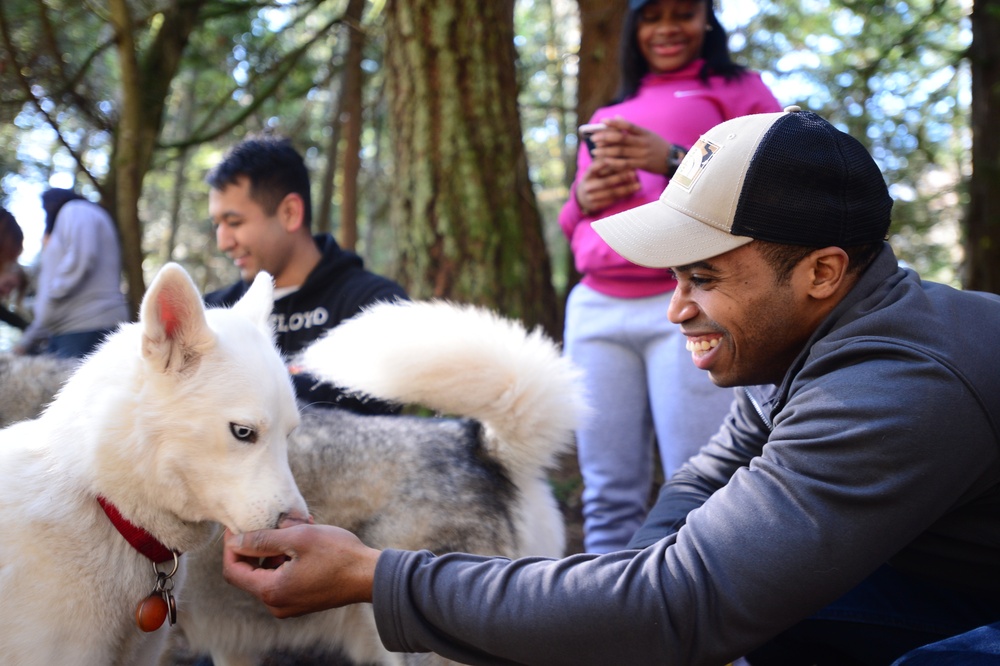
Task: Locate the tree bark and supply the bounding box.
[106,0,207,314]
[384,0,559,337]
[338,0,368,251]
[316,76,343,236]
[575,0,624,127]
[106,0,145,315]
[966,0,1000,293]
[560,1,624,299]
[317,0,368,240]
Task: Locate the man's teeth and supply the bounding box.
[686,338,720,352]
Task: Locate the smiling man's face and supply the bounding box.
[667,242,820,388]
[209,176,296,285]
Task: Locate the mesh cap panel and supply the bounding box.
[731,111,892,248]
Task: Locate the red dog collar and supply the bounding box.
[97,496,178,564]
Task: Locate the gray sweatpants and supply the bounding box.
[564,283,735,553]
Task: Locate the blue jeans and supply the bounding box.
[892,622,1000,665]
[746,565,1000,665]
[46,328,114,358]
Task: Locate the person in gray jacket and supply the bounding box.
[220,108,1000,666]
[15,189,130,357]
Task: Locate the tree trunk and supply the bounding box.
[562,1,624,299]
[316,75,343,235]
[966,0,1000,294]
[318,0,368,239]
[107,0,145,316]
[105,0,207,314]
[576,0,624,126]
[162,73,199,265]
[384,0,559,337]
[338,0,368,251]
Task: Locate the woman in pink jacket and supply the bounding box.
[560,0,781,553]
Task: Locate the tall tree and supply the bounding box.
[0,0,209,313]
[565,0,624,295]
[384,0,559,337]
[316,0,368,243]
[575,0,623,127]
[336,0,368,250]
[109,0,207,313]
[967,0,1000,293]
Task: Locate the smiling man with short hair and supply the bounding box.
[205,135,408,413]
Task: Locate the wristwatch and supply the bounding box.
[666,143,687,179]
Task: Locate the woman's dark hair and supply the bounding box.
[0,207,24,264]
[205,135,313,230]
[41,188,86,236]
[614,0,746,103]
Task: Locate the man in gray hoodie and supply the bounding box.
[220,108,1000,666]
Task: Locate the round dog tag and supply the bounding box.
[135,594,168,632]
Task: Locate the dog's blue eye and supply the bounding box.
[229,423,258,443]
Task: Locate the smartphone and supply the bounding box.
[579,123,607,156]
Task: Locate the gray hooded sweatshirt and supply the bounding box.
[371,244,1000,665]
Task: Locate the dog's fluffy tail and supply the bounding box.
[297,300,588,476]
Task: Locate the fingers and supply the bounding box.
[591,183,641,210]
[221,524,381,618]
[584,162,639,189]
[221,528,304,618]
[602,115,638,134]
[222,527,296,589]
[585,116,632,155]
[583,157,635,180]
[588,117,669,174]
[224,526,294,559]
[592,142,644,170]
[578,165,641,213]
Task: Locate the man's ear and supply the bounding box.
[802,247,850,300]
[277,192,306,232]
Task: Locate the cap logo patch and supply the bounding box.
[672,137,720,192]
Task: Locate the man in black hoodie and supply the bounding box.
[205,135,408,414]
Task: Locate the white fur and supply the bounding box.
[299,300,589,560]
[0,263,308,666]
[299,300,589,478]
[182,300,589,666]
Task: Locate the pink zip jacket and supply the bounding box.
[559,59,781,298]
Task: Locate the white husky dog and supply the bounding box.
[179,300,588,666]
[0,263,308,666]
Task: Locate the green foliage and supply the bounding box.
[0,0,979,302]
[514,0,579,297]
[0,0,374,289]
[729,0,972,284]
[0,0,119,186]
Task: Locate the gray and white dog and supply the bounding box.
[0,352,80,426]
[0,300,588,666]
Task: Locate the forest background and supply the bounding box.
[0,0,993,347]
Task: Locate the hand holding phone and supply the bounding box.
[579,123,607,157]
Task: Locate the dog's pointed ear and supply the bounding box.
[231,270,275,337]
[140,263,215,374]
